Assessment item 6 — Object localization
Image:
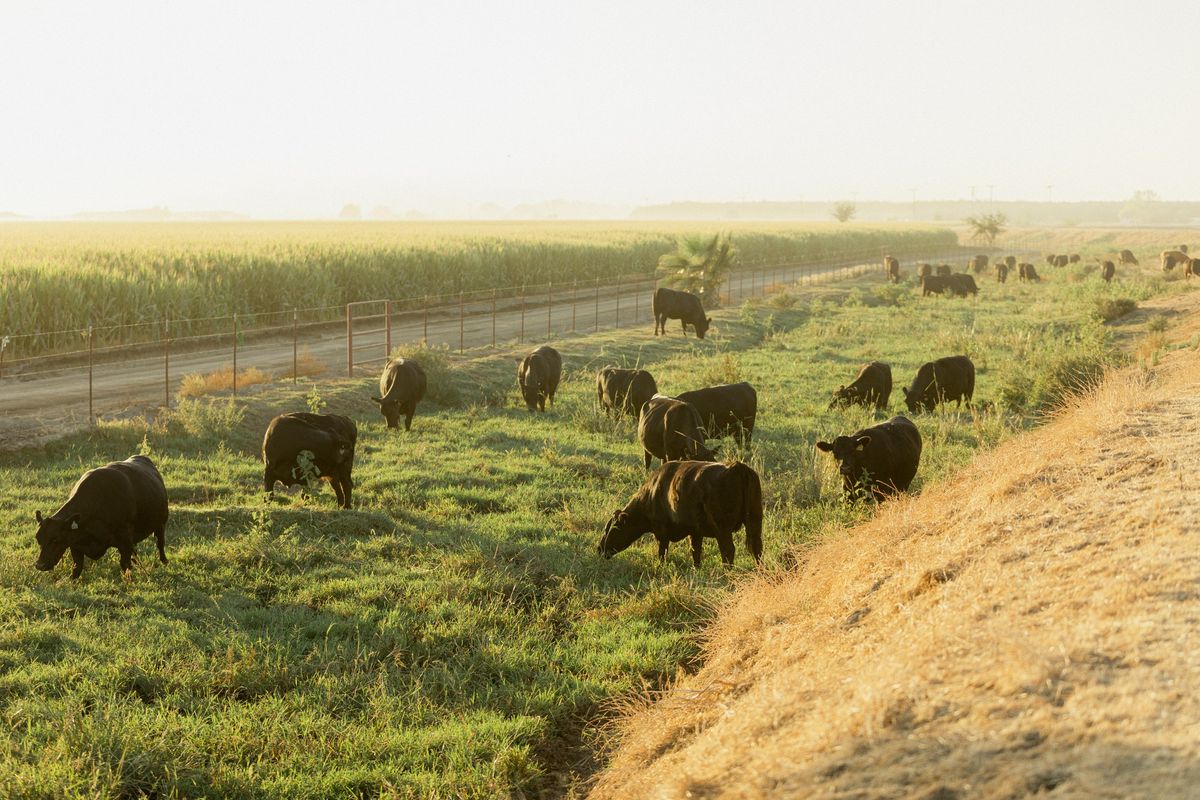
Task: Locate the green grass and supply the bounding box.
[0,256,1191,797]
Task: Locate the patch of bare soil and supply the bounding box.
[591,315,1200,798]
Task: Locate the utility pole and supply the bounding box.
[988,184,995,209]
[910,188,917,220]
[969,185,976,202]
[1046,184,1053,204]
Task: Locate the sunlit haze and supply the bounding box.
[3,0,1198,218]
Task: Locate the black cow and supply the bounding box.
[1161,249,1190,272]
[675,382,757,446]
[829,361,892,410]
[597,367,659,418]
[1053,255,1069,268]
[936,264,953,277]
[1118,249,1139,266]
[33,455,168,579]
[1068,253,1081,264]
[884,255,900,283]
[372,358,427,430]
[995,263,1009,283]
[817,416,922,502]
[1004,255,1017,270]
[1045,254,1057,267]
[1179,244,1190,254]
[947,273,978,297]
[1186,258,1200,279]
[916,263,932,280]
[1022,263,1041,282]
[598,460,763,567]
[263,412,357,508]
[518,345,562,412]
[969,254,989,274]
[652,288,711,339]
[902,356,975,413]
[920,275,950,296]
[1101,260,1116,283]
[638,395,715,468]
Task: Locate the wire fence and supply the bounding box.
[0,239,1048,436]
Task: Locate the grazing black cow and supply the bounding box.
[1004,255,1017,270]
[829,361,892,410]
[597,367,658,418]
[1101,260,1116,283]
[1020,263,1041,282]
[263,412,358,509]
[1161,249,1190,272]
[884,255,900,283]
[1118,249,1139,266]
[675,382,757,446]
[1179,244,1190,254]
[1053,254,1069,268]
[1186,258,1200,279]
[652,288,711,339]
[920,275,950,296]
[637,395,715,468]
[902,356,975,413]
[946,273,978,297]
[817,416,922,502]
[916,263,932,280]
[995,263,1009,283]
[598,460,763,567]
[372,358,427,430]
[518,345,562,412]
[936,264,953,277]
[969,254,989,274]
[1045,254,1057,267]
[33,455,168,579]
[1068,253,1081,264]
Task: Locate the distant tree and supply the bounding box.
[339,203,362,220]
[964,212,1008,246]
[831,201,857,223]
[656,233,737,309]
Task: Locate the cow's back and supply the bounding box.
[381,359,427,405]
[933,356,975,399]
[675,383,757,437]
[860,416,922,492]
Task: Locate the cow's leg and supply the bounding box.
[643,451,653,470]
[340,471,353,509]
[657,537,670,562]
[689,534,704,568]
[69,547,86,580]
[680,319,688,336]
[404,411,413,431]
[155,528,167,564]
[116,525,135,577]
[716,534,736,567]
[263,464,276,494]
[331,478,347,508]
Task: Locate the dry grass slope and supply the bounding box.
[592,324,1200,798]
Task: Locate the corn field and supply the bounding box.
[0,221,956,341]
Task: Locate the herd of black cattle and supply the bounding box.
[30,244,1191,576]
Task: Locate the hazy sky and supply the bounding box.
[2,0,1198,217]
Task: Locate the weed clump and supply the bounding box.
[1093,297,1137,321]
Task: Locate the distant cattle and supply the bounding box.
[884,255,900,283]
[995,263,1009,283]
[829,361,892,411]
[817,415,922,502]
[947,273,978,297]
[1161,249,1190,272]
[1187,258,1200,279]
[518,345,562,412]
[637,395,715,468]
[675,382,757,445]
[916,263,932,280]
[652,288,711,339]
[1068,254,1081,264]
[1019,263,1041,282]
[1045,254,1057,267]
[1179,244,1189,254]
[1004,255,1017,270]
[597,367,658,418]
[1101,260,1116,283]
[1053,255,1069,268]
[969,254,989,274]
[33,455,168,579]
[598,460,763,567]
[902,355,975,413]
[1118,249,1139,266]
[920,275,950,296]
[263,412,357,509]
[373,358,427,431]
[936,264,953,277]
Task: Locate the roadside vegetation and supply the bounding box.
[0,239,1191,797]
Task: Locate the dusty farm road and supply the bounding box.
[590,294,1200,799]
[0,252,963,449]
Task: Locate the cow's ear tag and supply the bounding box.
[70,520,79,530]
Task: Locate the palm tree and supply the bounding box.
[656,233,737,309]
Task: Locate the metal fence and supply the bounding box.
[0,240,1044,437]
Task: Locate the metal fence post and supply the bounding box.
[385,299,392,358]
[634,277,639,321]
[594,277,600,331]
[87,325,94,424]
[345,305,352,378]
[233,314,240,396]
[423,296,429,344]
[520,285,526,343]
[615,273,621,329]
[0,335,7,381]
[572,280,577,332]
[547,282,552,337]
[163,316,170,408]
[459,291,465,353]
[292,309,298,384]
[491,289,497,348]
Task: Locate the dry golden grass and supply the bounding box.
[591,324,1200,798]
[177,365,274,399]
[292,347,328,378]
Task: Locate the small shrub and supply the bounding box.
[842,287,865,307]
[305,385,327,414]
[738,300,758,325]
[697,352,742,386]
[768,292,797,309]
[1146,314,1169,332]
[178,365,273,399]
[168,398,246,437]
[870,283,911,308]
[390,342,461,405]
[1093,297,1137,321]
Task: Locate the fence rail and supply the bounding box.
[0,240,1046,436]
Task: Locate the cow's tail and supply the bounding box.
[730,462,763,564]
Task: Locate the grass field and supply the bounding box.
[0,239,1191,797]
[0,221,954,348]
